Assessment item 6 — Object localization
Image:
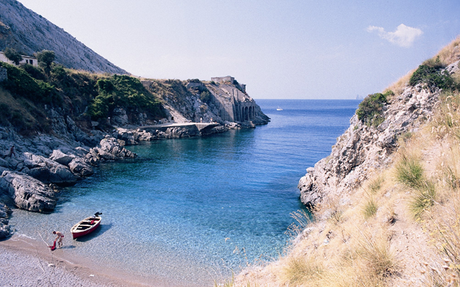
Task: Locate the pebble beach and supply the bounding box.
[0,234,178,287]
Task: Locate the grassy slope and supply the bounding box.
[231,37,460,287]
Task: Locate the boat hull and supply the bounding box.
[70,216,101,239]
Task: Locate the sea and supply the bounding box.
[8,99,361,286]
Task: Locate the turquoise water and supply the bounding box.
[9,99,360,286]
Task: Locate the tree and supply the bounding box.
[36,50,55,74]
[3,47,22,65]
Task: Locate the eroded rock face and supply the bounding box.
[0,171,56,212]
[298,85,440,207]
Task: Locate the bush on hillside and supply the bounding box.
[356,91,392,127]
[36,50,55,75]
[0,62,58,104]
[200,90,212,104]
[87,74,164,121]
[409,57,457,90]
[22,63,46,81]
[3,47,22,65]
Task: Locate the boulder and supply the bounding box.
[68,158,94,177]
[0,171,56,212]
[49,149,75,166]
[22,152,77,186]
[85,136,136,165]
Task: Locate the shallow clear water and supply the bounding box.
[9,99,360,285]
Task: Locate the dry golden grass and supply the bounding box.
[385,70,414,96]
[434,35,460,66]
[231,36,460,287]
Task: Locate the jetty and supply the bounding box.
[139,122,220,134]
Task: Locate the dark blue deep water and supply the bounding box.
[10,99,360,286]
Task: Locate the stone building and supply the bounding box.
[211,75,246,93]
[0,51,38,67]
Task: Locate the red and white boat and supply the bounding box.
[70,212,102,239]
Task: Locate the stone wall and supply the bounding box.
[211,76,234,83]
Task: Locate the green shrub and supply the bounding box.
[88,74,164,120]
[22,63,46,81]
[0,62,57,104]
[369,177,384,193]
[395,154,424,189]
[363,198,378,219]
[200,90,211,103]
[3,47,22,65]
[409,58,456,90]
[356,92,389,127]
[410,181,436,219]
[36,50,55,75]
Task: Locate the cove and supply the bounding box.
[9,99,360,285]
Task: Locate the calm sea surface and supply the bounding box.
[9,99,360,286]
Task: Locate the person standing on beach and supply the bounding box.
[53,231,64,248]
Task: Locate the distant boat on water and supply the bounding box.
[276,107,283,111]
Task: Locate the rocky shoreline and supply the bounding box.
[0,128,137,239]
[0,116,264,240]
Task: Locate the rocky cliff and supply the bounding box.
[298,85,440,207]
[0,0,127,74]
[298,58,460,208]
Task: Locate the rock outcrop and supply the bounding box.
[85,136,136,165]
[0,170,57,212]
[141,78,270,129]
[298,84,441,207]
[0,131,138,238]
[0,0,127,74]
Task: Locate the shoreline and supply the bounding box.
[0,233,195,287]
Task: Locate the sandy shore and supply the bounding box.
[0,234,191,287]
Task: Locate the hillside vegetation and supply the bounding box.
[0,61,165,135]
[232,37,460,286]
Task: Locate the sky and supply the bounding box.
[16,0,460,99]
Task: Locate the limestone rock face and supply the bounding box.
[298,85,440,207]
[142,78,270,128]
[0,170,56,212]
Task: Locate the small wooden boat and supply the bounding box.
[70,212,102,239]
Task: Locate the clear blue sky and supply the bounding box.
[17,0,460,99]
